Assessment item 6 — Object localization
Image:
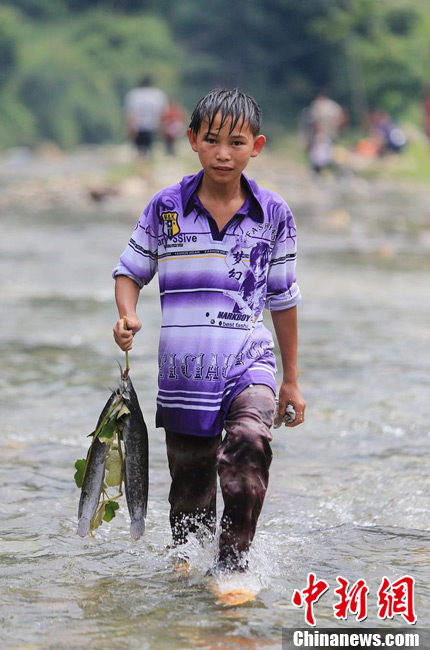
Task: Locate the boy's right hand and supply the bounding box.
[113,315,142,351]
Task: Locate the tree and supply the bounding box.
[16,10,182,147]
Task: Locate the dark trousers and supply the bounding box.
[165,384,275,567]
[133,129,154,154]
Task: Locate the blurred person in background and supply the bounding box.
[161,99,187,155]
[368,108,407,156]
[306,89,347,175]
[124,75,168,156]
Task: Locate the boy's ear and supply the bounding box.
[187,128,198,152]
[251,134,266,158]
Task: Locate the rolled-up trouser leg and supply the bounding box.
[165,430,221,545]
[217,384,275,568]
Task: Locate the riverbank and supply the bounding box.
[2,138,430,271]
[1,136,430,215]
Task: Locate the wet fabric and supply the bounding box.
[165,384,275,568]
[113,170,300,437]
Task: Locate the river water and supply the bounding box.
[1,148,429,649]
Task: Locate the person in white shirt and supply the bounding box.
[308,90,346,174]
[124,75,168,155]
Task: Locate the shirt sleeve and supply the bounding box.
[112,198,159,289]
[265,202,301,311]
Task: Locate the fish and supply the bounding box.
[77,386,121,538]
[76,371,149,539]
[122,375,149,540]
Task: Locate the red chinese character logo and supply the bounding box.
[377,575,417,624]
[333,576,369,622]
[292,572,330,626]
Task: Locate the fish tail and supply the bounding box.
[130,519,145,540]
[77,517,91,538]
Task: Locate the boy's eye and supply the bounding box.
[204,136,217,143]
[232,140,244,146]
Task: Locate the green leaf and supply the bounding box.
[98,415,117,444]
[74,458,86,488]
[91,503,106,531]
[105,448,122,487]
[103,500,120,522]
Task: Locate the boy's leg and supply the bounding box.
[217,384,275,570]
[165,430,221,546]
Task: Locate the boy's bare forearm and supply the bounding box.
[113,276,142,351]
[271,306,299,382]
[115,275,140,318]
[271,306,306,426]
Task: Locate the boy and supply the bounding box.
[113,88,305,573]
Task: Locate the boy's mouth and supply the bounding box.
[213,166,233,172]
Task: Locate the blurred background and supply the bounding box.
[1,0,430,153]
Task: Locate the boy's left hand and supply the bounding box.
[277,381,306,427]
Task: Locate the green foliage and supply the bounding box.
[307,0,427,121]
[105,448,122,487]
[0,0,429,148]
[103,500,120,522]
[98,415,118,443]
[0,6,22,87]
[0,88,36,148]
[172,0,340,124]
[7,8,181,148]
[0,0,66,20]
[170,0,429,127]
[90,501,106,531]
[89,499,119,531]
[74,459,87,489]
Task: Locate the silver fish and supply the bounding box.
[77,386,122,537]
[122,376,149,540]
[77,371,149,539]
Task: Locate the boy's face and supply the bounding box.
[187,112,266,186]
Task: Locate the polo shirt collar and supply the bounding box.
[181,169,264,223]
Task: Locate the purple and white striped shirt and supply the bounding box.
[113,170,301,436]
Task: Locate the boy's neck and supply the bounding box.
[198,172,246,205]
[197,172,248,230]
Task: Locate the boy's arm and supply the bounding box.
[113,276,142,351]
[271,306,306,427]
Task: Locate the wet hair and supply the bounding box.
[189,88,262,137]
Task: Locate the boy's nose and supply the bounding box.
[216,146,231,160]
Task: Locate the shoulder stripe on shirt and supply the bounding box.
[129,238,157,260]
[266,290,295,297]
[269,253,296,265]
